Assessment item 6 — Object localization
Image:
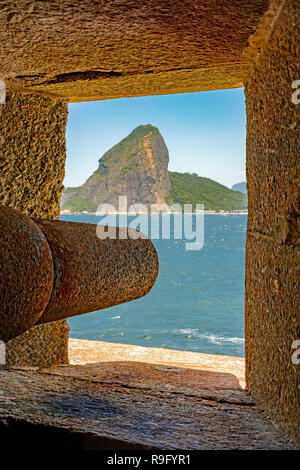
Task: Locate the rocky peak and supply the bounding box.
[62,125,171,211]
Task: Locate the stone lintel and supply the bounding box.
[0,0,284,101]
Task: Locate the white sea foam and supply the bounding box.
[175,328,245,345]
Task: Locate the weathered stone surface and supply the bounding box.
[0,1,284,101]
[0,91,67,218]
[0,342,297,450]
[245,0,300,443]
[69,338,246,388]
[6,320,69,367]
[0,206,53,342]
[0,91,69,365]
[245,239,300,440]
[34,219,158,324]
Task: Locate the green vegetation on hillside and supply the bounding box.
[120,162,140,176]
[167,172,247,211]
[97,125,159,171]
[61,195,97,213]
[61,187,97,212]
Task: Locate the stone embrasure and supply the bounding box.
[0,1,284,101]
[0,0,298,447]
[0,340,297,450]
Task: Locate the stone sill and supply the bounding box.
[69,338,246,389]
[0,340,297,450]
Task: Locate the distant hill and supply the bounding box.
[167,172,247,211]
[61,125,170,212]
[231,181,247,194]
[61,125,247,213]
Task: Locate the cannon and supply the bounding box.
[0,205,158,342]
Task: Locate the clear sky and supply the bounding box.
[64,88,246,189]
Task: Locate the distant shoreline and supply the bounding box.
[61,210,248,216]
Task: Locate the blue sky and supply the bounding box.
[64,88,246,189]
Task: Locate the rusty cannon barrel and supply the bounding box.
[34,218,159,325]
[0,205,158,342]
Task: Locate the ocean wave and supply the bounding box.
[174,328,245,345]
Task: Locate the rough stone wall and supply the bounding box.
[0,91,67,218]
[0,0,280,101]
[0,91,69,366]
[6,321,69,367]
[245,0,300,442]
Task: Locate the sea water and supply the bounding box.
[60,213,246,357]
